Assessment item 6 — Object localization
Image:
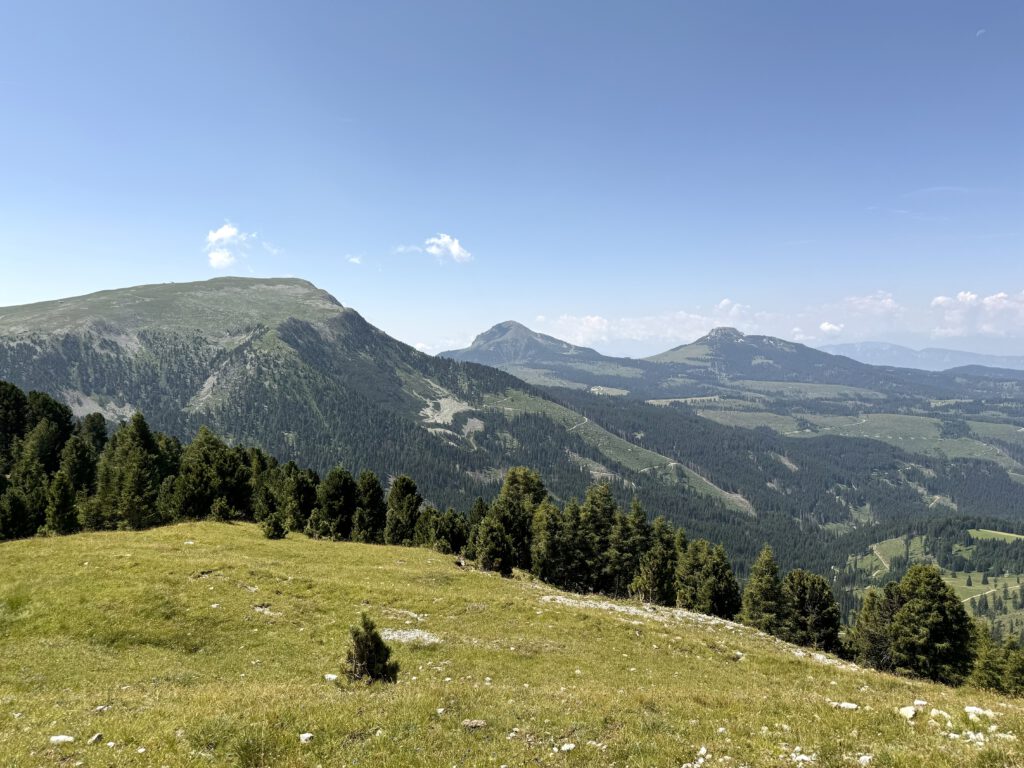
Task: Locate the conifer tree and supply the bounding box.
[431,508,469,554]
[89,413,167,530]
[345,613,398,683]
[307,466,358,540]
[630,517,677,606]
[384,475,422,546]
[489,467,546,569]
[741,545,789,634]
[45,469,79,535]
[675,539,742,619]
[781,569,840,651]
[57,435,98,495]
[580,482,618,591]
[352,470,387,543]
[476,513,515,577]
[0,381,28,472]
[530,498,565,584]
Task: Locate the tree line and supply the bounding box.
[1,379,1019,694]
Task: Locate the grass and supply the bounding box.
[2,523,1023,767]
[970,529,1024,543]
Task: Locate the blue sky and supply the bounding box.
[0,1,1021,356]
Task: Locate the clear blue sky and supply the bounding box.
[1,1,1021,355]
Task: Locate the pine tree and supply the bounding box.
[89,413,168,530]
[307,466,358,540]
[781,569,841,651]
[741,545,789,635]
[476,513,515,577]
[630,517,677,606]
[580,482,618,592]
[345,613,398,683]
[0,381,28,472]
[675,539,742,619]
[261,510,287,539]
[489,467,546,569]
[384,475,422,546]
[352,470,387,544]
[605,500,651,597]
[44,469,79,535]
[530,498,565,584]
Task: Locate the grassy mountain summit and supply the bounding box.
[441,320,605,367]
[2,522,1021,767]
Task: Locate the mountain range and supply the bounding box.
[3,278,1024,574]
[820,341,1024,372]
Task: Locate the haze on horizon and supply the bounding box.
[0,1,1021,358]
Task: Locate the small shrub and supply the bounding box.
[261,512,287,539]
[345,613,398,683]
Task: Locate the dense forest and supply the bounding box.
[3,378,1024,695]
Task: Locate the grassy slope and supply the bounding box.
[2,524,1022,767]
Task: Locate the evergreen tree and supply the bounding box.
[44,469,79,535]
[0,488,31,541]
[88,413,168,530]
[741,545,790,635]
[345,613,398,683]
[278,462,319,532]
[57,435,98,495]
[675,539,742,619]
[168,426,248,520]
[431,508,469,554]
[25,391,73,447]
[630,517,677,606]
[489,467,546,569]
[384,475,422,546]
[0,381,28,471]
[781,569,841,651]
[852,565,974,684]
[476,513,515,577]
[605,500,651,597]
[8,419,62,531]
[261,510,287,539]
[307,466,358,540]
[580,482,618,592]
[556,499,593,593]
[77,412,108,454]
[352,470,387,543]
[530,498,565,584]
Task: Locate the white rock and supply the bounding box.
[561,743,576,752]
[913,699,927,707]
[136,747,146,753]
[857,756,872,766]
[930,708,951,721]
[899,706,917,721]
[964,706,996,719]
[50,735,75,745]
[831,701,859,710]
[88,733,102,745]
[324,673,338,682]
[461,719,487,729]
[299,732,314,743]
[106,742,115,748]
[436,708,445,715]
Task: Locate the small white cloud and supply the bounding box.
[791,327,815,342]
[394,244,423,254]
[957,290,979,305]
[976,28,986,37]
[535,315,546,323]
[819,321,844,335]
[208,249,236,269]
[414,342,431,352]
[347,255,363,265]
[845,291,903,316]
[931,295,953,308]
[424,233,472,263]
[203,220,263,270]
[207,223,239,246]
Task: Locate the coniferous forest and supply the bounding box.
[3,378,1023,696]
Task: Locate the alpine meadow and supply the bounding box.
[2,3,1023,767]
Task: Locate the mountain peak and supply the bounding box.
[440,321,604,366]
[701,327,745,342]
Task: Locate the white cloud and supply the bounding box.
[976,28,986,37]
[207,249,236,269]
[204,220,263,270]
[930,289,1024,338]
[207,223,239,246]
[845,291,903,316]
[424,233,472,263]
[347,255,363,265]
[819,321,844,335]
[414,342,431,352]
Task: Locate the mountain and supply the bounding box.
[821,341,1024,372]
[0,278,745,531]
[440,321,604,367]
[6,278,1024,575]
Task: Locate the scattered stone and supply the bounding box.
[857,756,872,766]
[930,708,951,721]
[913,699,927,707]
[299,732,313,743]
[560,743,576,752]
[106,742,115,748]
[461,719,487,729]
[380,628,441,645]
[88,733,102,745]
[184,540,195,545]
[94,704,111,712]
[436,708,445,715]
[324,673,338,682]
[136,747,146,753]
[899,706,917,721]
[964,706,997,721]
[830,701,859,711]
[253,604,280,616]
[50,735,75,745]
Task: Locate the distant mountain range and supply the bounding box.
[4,279,1024,574]
[820,341,1024,372]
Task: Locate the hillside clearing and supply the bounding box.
[1,523,1022,767]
